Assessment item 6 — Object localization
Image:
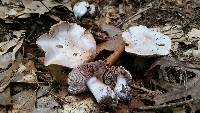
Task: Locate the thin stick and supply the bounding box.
[134,98,197,111]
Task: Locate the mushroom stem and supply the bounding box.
[86,77,116,103]
[105,44,125,67]
[96,37,125,67]
[114,75,131,101]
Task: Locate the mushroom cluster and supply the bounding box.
[36,21,96,68]
[67,60,132,105]
[36,20,172,107]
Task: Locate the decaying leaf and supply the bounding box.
[0,0,72,19]
[0,87,11,106]
[0,38,20,55]
[15,60,37,83]
[37,95,60,109]
[61,97,99,113]
[0,52,12,69]
[0,53,22,92]
[145,57,200,105]
[96,37,124,54]
[37,86,51,98]
[100,24,122,37]
[11,89,36,113]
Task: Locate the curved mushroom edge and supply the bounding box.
[122,25,171,57]
[36,21,96,68]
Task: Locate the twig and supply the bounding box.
[134,98,198,111]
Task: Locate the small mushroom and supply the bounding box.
[67,60,132,104]
[36,21,96,68]
[73,1,96,18]
[122,25,171,56]
[73,1,89,18]
[87,77,116,103]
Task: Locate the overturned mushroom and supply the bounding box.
[67,60,132,104]
[36,21,96,68]
[87,77,116,104]
[122,25,171,56]
[68,60,107,94]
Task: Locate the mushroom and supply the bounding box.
[73,1,96,18]
[67,60,132,104]
[104,66,132,101]
[73,1,89,18]
[36,21,96,68]
[87,77,116,104]
[122,25,171,56]
[67,60,107,94]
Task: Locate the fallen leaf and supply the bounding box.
[0,53,22,92]
[0,52,12,69]
[12,89,36,113]
[100,24,122,37]
[0,38,20,55]
[0,87,11,106]
[37,95,59,108]
[145,57,200,105]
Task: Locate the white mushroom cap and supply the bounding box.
[36,21,96,68]
[122,25,171,56]
[87,77,116,103]
[73,1,90,18]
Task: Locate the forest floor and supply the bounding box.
[0,0,200,113]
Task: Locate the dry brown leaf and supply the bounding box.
[145,57,200,105]
[0,53,22,92]
[37,86,51,98]
[31,108,58,113]
[100,24,122,37]
[15,60,37,83]
[61,97,99,113]
[37,95,59,109]
[11,90,36,113]
[0,87,11,106]
[0,38,20,55]
[0,0,72,19]
[0,52,12,69]
[47,65,68,85]
[0,106,6,113]
[96,37,124,54]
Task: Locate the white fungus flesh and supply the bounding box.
[36,21,96,68]
[114,75,131,101]
[87,77,116,103]
[73,1,90,18]
[122,25,171,56]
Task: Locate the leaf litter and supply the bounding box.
[0,0,200,113]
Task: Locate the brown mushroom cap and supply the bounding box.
[67,60,107,94]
